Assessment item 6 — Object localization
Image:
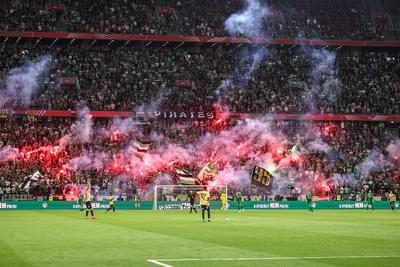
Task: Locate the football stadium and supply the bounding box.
[1,0,400,266]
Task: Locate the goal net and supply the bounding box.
[153,185,228,210]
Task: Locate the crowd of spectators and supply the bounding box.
[1,0,400,202]
[0,117,399,200]
[1,44,399,114]
[0,0,400,40]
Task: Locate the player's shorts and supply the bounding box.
[201,205,210,210]
[85,201,92,209]
[109,204,115,208]
[390,201,394,206]
[190,201,195,206]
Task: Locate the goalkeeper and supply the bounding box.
[220,192,227,210]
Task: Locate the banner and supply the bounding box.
[175,80,192,88]
[197,162,218,182]
[0,201,396,210]
[46,3,65,11]
[1,109,400,121]
[150,111,215,120]
[58,76,77,85]
[175,167,195,185]
[251,166,273,190]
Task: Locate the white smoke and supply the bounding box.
[63,151,110,171]
[59,106,93,147]
[224,0,269,37]
[305,138,332,153]
[216,0,271,112]
[331,173,359,187]
[304,49,341,112]
[0,145,20,162]
[357,149,390,177]
[0,55,52,108]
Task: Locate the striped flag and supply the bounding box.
[132,137,151,157]
[21,171,44,190]
[175,167,195,185]
[134,138,151,153]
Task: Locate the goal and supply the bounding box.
[153,184,228,210]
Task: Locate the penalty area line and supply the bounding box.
[147,255,400,266]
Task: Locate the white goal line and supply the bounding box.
[147,255,400,266]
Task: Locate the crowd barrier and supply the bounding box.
[0,201,396,210]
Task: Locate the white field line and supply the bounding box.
[147,255,400,266]
[147,259,174,267]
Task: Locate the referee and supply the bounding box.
[187,191,197,214]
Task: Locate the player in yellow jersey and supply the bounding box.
[85,182,96,219]
[106,192,115,213]
[197,186,211,222]
[389,191,397,212]
[220,192,227,210]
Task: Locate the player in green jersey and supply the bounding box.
[306,192,314,213]
[235,191,244,212]
[77,192,84,213]
[365,191,374,211]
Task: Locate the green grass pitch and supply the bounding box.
[1,210,399,267]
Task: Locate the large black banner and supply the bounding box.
[251,166,274,190]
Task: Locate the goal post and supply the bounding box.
[153,184,228,210]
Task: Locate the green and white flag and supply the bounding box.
[175,167,195,185]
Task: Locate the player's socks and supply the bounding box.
[85,210,89,217]
[90,210,94,217]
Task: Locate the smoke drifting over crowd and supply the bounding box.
[59,107,93,148]
[225,0,270,38]
[0,55,52,108]
[304,49,342,112]
[0,145,20,163]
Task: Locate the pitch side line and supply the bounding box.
[148,255,400,266]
